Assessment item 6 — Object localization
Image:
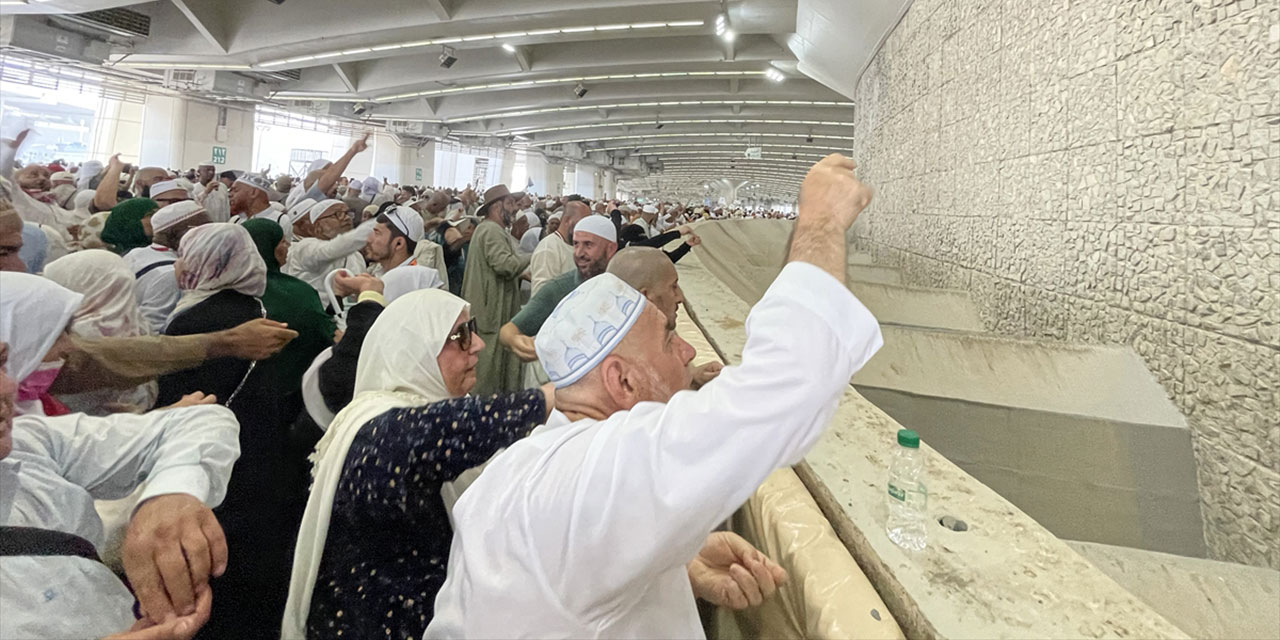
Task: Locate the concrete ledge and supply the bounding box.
[676,250,1189,639]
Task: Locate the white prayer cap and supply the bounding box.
[642,204,658,215]
[150,179,186,198]
[574,215,616,243]
[382,205,425,242]
[151,201,207,233]
[536,273,647,388]
[235,173,273,197]
[522,211,540,228]
[288,197,318,219]
[307,199,345,223]
[548,211,563,221]
[50,171,74,184]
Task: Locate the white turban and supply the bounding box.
[573,215,617,243]
[536,273,647,388]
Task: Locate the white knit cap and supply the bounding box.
[150,180,186,198]
[574,215,617,243]
[382,205,425,242]
[535,272,647,388]
[642,204,659,215]
[151,201,208,233]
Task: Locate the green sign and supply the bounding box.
[415,167,423,182]
[211,146,227,165]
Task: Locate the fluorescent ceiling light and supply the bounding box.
[501,43,517,53]
[442,100,854,124]
[253,20,705,69]
[721,30,735,42]
[0,1,30,5]
[375,70,766,102]
[495,118,852,136]
[532,132,854,146]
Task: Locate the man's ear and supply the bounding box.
[598,356,633,410]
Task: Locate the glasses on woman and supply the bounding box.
[447,318,479,351]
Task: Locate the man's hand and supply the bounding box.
[685,233,702,247]
[677,225,693,236]
[123,495,227,624]
[214,318,296,360]
[333,271,383,297]
[797,153,873,231]
[106,153,125,172]
[4,128,31,150]
[161,392,217,410]
[351,133,370,154]
[510,334,538,362]
[690,361,722,388]
[105,585,211,640]
[687,531,787,610]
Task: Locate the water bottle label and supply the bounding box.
[888,483,906,502]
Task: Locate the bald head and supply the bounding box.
[135,167,168,196]
[561,200,591,238]
[606,246,683,328]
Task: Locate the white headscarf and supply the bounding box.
[42,250,158,413]
[284,288,468,639]
[169,223,267,322]
[381,265,445,302]
[0,271,82,383]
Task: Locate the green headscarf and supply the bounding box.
[242,218,336,393]
[243,217,284,272]
[101,197,158,255]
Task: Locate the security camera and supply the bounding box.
[352,103,368,116]
[439,46,457,69]
[572,83,588,99]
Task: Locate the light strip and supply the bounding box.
[635,150,826,159]
[491,117,851,136]
[593,143,846,152]
[533,132,854,145]
[258,20,705,68]
[111,61,254,70]
[437,99,853,123]
[376,70,767,102]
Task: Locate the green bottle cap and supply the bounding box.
[897,429,919,448]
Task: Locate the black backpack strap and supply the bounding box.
[135,260,176,279]
[0,525,102,562]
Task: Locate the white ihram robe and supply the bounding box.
[427,261,883,638]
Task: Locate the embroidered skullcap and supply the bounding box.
[535,272,646,388]
[235,173,273,197]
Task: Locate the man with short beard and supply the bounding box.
[529,200,589,295]
[461,184,530,394]
[428,154,882,638]
[498,215,618,364]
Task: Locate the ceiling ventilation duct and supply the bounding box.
[51,7,151,40]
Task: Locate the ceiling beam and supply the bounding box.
[423,0,453,21]
[169,0,229,54]
[512,46,532,72]
[333,63,359,93]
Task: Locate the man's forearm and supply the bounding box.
[787,218,846,285]
[95,162,123,210]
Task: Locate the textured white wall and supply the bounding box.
[852,0,1278,568]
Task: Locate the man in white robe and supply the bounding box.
[529,200,588,295]
[427,154,880,638]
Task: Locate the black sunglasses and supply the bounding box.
[448,318,479,350]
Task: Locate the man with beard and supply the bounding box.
[498,215,617,364]
[461,184,530,394]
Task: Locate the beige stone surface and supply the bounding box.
[676,250,1189,639]
[1068,540,1280,640]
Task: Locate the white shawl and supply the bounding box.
[282,288,468,639]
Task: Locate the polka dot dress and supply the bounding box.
[307,390,545,640]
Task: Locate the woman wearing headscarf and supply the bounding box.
[243,218,336,404]
[284,198,377,300]
[154,223,298,639]
[0,271,82,417]
[99,196,158,255]
[284,289,551,640]
[43,249,158,415]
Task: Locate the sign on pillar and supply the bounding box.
[211,146,227,165]
[415,167,423,182]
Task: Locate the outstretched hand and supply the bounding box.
[105,585,211,640]
[162,391,217,410]
[798,153,873,231]
[220,318,297,360]
[123,495,226,625]
[3,128,31,150]
[687,531,788,610]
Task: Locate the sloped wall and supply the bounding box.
[850,0,1278,568]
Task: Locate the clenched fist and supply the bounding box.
[797,154,873,231]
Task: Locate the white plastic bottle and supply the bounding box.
[886,428,928,551]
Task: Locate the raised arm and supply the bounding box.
[95,153,125,211]
[298,219,377,267]
[549,154,880,613]
[312,135,369,197]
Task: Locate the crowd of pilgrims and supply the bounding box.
[0,127,878,640]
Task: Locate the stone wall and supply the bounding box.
[849,0,1278,568]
